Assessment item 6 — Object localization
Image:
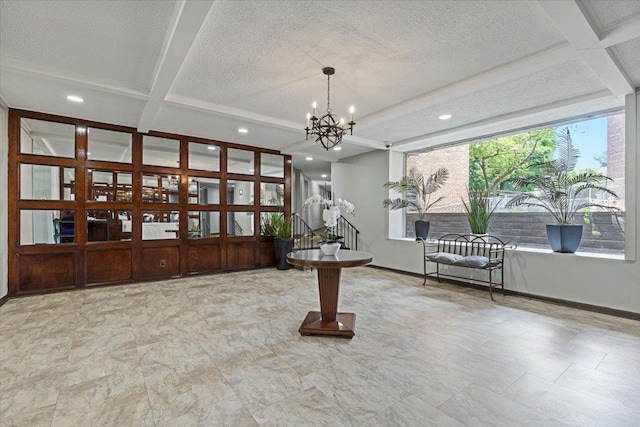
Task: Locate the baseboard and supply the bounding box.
[0,294,9,308]
[367,265,640,321]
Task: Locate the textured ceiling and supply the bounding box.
[613,38,640,87]
[0,0,175,92]
[1,0,639,181]
[582,0,640,32]
[169,0,565,120]
[358,58,607,142]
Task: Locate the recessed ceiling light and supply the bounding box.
[306,157,313,161]
[321,174,327,178]
[207,146,216,150]
[67,95,83,103]
[333,146,342,151]
[238,128,248,133]
[439,114,452,120]
[87,152,92,156]
[249,169,255,172]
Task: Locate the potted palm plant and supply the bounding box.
[506,128,620,253]
[262,213,293,269]
[273,214,293,270]
[383,167,449,240]
[462,184,497,235]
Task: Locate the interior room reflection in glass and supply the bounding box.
[141,211,180,240]
[188,177,220,204]
[86,210,133,242]
[188,211,220,238]
[142,135,180,167]
[90,171,133,202]
[20,165,75,201]
[260,183,284,206]
[88,128,133,163]
[261,153,284,178]
[227,180,254,205]
[227,212,254,236]
[20,118,75,158]
[188,142,220,172]
[20,209,75,245]
[142,175,180,203]
[227,148,254,175]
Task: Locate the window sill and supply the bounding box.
[387,237,625,260]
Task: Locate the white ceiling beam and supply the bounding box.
[597,15,640,48]
[394,90,616,151]
[537,0,634,96]
[137,0,214,133]
[0,57,149,100]
[166,95,303,132]
[355,43,578,128]
[166,96,385,150]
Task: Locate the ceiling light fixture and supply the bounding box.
[306,156,313,161]
[305,67,355,151]
[238,128,248,133]
[333,146,342,151]
[207,146,216,150]
[67,95,83,103]
[439,114,452,120]
[321,174,327,178]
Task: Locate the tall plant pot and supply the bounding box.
[546,224,583,253]
[274,238,294,270]
[414,220,430,241]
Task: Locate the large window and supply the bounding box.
[405,111,626,254]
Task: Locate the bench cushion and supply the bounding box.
[427,253,501,268]
[453,255,501,268]
[426,252,464,264]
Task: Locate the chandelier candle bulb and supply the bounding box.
[312,101,317,117]
[349,105,354,122]
[340,117,345,125]
[306,113,311,128]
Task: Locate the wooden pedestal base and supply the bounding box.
[298,311,355,338]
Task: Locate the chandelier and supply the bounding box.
[305,67,355,150]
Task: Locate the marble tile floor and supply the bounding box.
[1,267,639,426]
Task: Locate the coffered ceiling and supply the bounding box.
[1,0,639,179]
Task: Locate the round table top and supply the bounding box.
[286,249,373,268]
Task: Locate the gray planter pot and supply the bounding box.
[414,220,430,241]
[546,224,583,253]
[274,238,293,270]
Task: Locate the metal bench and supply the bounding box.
[419,233,517,300]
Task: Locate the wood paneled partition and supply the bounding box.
[7,109,291,296]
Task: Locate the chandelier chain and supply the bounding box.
[326,74,330,112]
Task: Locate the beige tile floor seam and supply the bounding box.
[1,267,639,426]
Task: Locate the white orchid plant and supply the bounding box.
[304,194,355,243]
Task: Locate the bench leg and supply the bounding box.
[423,258,427,286]
[501,267,506,295]
[489,268,495,301]
[436,263,441,283]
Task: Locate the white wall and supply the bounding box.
[0,99,8,298]
[333,92,640,314]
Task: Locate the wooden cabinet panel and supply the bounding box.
[19,253,75,291]
[188,244,221,273]
[260,240,275,267]
[86,249,132,284]
[226,242,256,269]
[141,247,180,279]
